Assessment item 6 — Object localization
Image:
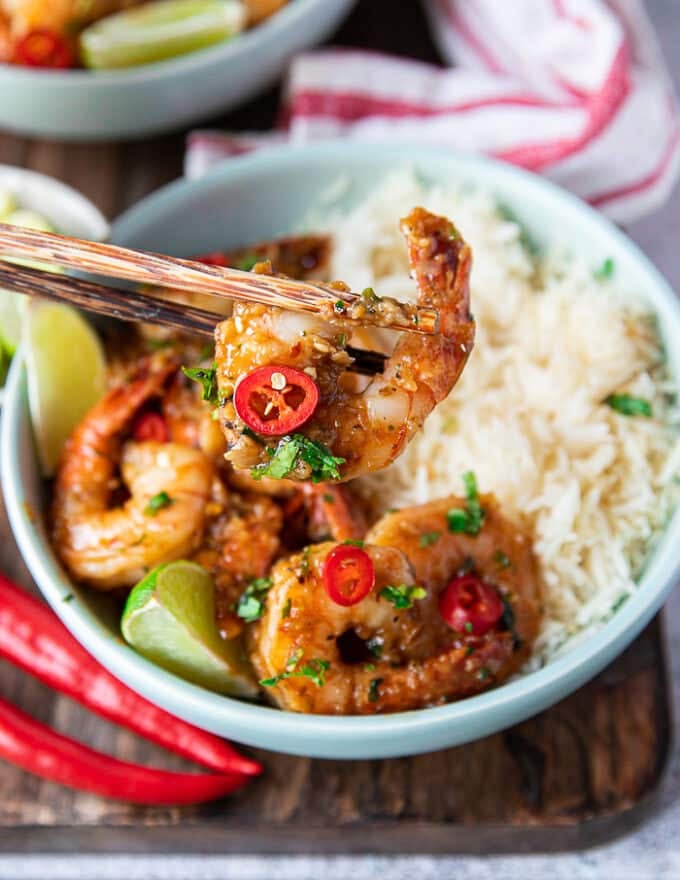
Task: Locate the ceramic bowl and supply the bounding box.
[0,0,355,141]
[3,144,679,759]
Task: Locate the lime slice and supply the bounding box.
[0,189,18,221]
[0,289,26,356]
[23,302,106,476]
[79,0,246,70]
[122,560,258,697]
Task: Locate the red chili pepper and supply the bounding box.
[438,574,504,636]
[132,411,169,443]
[14,29,74,68]
[234,364,319,436]
[323,544,375,607]
[195,251,228,266]
[0,697,247,805]
[0,574,261,777]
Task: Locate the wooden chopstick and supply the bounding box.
[0,261,387,376]
[0,223,439,335]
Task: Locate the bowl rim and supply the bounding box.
[3,143,680,757]
[0,0,351,86]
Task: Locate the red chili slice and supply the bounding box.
[323,544,375,607]
[438,574,504,636]
[195,252,228,266]
[234,364,319,436]
[14,29,74,68]
[132,412,168,443]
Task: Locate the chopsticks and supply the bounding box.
[0,223,439,335]
[0,260,388,376]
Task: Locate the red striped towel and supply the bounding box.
[186,0,679,222]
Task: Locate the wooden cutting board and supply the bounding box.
[0,0,674,854]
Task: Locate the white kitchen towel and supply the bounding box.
[186,0,680,222]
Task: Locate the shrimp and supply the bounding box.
[1,0,140,39]
[214,207,474,483]
[249,495,540,714]
[193,479,283,639]
[52,357,212,590]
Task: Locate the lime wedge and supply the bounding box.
[0,189,18,221]
[23,302,106,476]
[79,0,246,70]
[122,561,258,697]
[0,289,26,356]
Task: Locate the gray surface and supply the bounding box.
[1,1,679,877]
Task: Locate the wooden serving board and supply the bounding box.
[0,0,675,855]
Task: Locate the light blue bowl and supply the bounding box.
[3,144,680,759]
[0,0,355,141]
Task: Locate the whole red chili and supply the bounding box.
[438,574,504,636]
[14,29,74,68]
[132,411,169,443]
[234,364,319,436]
[323,544,375,607]
[0,574,261,777]
[0,697,248,805]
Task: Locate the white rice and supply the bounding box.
[318,171,680,667]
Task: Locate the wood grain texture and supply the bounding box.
[0,0,673,855]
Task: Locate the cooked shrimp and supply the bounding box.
[162,369,226,460]
[1,0,140,39]
[193,480,283,639]
[52,357,212,590]
[214,207,474,483]
[250,495,540,714]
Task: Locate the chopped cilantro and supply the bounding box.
[447,471,485,535]
[242,426,264,444]
[368,677,383,703]
[233,254,259,272]
[380,584,427,609]
[366,636,383,658]
[364,663,376,672]
[281,598,292,620]
[494,550,511,570]
[259,650,330,688]
[334,300,346,313]
[251,434,345,483]
[611,593,629,614]
[605,394,652,418]
[594,257,615,280]
[236,577,273,623]
[478,667,492,681]
[323,493,335,504]
[182,363,219,405]
[361,287,380,303]
[62,593,75,604]
[464,622,473,633]
[419,531,441,548]
[144,491,173,516]
[342,539,365,548]
[336,333,347,348]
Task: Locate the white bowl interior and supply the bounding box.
[2,145,679,759]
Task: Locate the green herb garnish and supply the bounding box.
[604,394,652,418]
[323,493,335,503]
[447,471,485,535]
[182,363,219,405]
[611,593,629,614]
[342,539,365,548]
[259,650,330,688]
[380,584,427,609]
[366,636,383,658]
[494,550,511,570]
[419,531,441,548]
[236,577,273,623]
[594,257,615,280]
[251,434,345,483]
[478,667,492,681]
[334,300,346,314]
[368,677,383,703]
[242,426,264,444]
[361,287,380,303]
[281,598,292,620]
[233,254,259,272]
[144,491,173,516]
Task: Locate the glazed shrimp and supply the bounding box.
[250,495,540,715]
[52,358,212,590]
[214,207,474,482]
